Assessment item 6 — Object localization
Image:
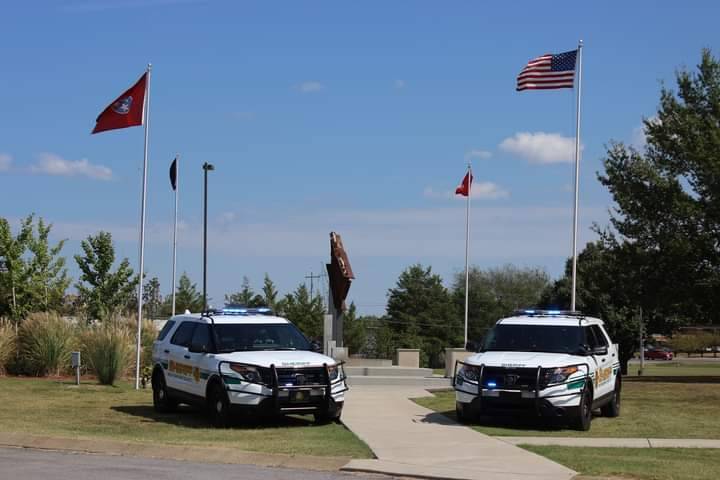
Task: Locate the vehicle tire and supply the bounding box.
[152,370,177,413]
[208,383,232,428]
[601,376,621,418]
[571,384,593,431]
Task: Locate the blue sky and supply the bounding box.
[1,1,717,315]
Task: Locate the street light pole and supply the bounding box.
[202,162,215,313]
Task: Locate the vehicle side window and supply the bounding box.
[157,320,176,341]
[190,324,212,352]
[170,321,196,348]
[591,325,609,347]
[584,326,599,349]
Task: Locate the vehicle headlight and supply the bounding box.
[458,365,480,382]
[542,366,579,385]
[327,364,341,381]
[229,363,263,383]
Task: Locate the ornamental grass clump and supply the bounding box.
[81,321,133,385]
[0,320,17,374]
[18,313,76,376]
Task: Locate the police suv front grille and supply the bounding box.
[276,367,327,386]
[482,367,540,390]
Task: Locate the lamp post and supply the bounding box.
[202,162,215,312]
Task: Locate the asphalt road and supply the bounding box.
[0,447,368,480]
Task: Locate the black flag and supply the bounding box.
[169,157,177,191]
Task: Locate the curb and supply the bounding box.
[0,432,350,471]
[497,436,720,448]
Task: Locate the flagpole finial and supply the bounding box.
[578,39,583,47]
[147,63,152,71]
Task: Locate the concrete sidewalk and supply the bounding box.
[340,386,576,480]
[498,436,720,448]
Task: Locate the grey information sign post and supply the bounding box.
[71,351,81,386]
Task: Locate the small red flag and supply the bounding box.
[455,171,473,197]
[92,73,147,134]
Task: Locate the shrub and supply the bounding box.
[0,320,17,374]
[18,313,76,376]
[81,321,133,385]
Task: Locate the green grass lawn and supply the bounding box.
[522,446,720,480]
[0,377,372,458]
[414,382,720,438]
[628,361,720,377]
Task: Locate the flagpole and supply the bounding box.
[135,63,151,390]
[463,163,471,348]
[570,41,583,312]
[171,155,179,316]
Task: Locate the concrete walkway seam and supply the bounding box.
[496,436,720,449]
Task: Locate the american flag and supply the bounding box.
[516,50,577,91]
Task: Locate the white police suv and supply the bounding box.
[454,310,621,431]
[151,307,348,426]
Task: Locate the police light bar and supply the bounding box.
[514,309,583,317]
[216,305,274,316]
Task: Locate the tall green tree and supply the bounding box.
[27,217,69,313]
[225,276,255,305]
[282,284,324,339]
[453,264,551,343]
[0,216,34,320]
[386,264,458,367]
[143,277,162,319]
[173,272,204,313]
[262,273,279,311]
[598,49,720,326]
[74,231,137,321]
[343,302,368,354]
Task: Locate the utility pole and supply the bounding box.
[638,307,644,376]
[305,272,321,300]
[202,162,215,312]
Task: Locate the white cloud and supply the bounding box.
[394,79,406,89]
[295,81,324,93]
[465,149,492,160]
[0,153,11,172]
[499,132,579,164]
[424,182,509,200]
[30,153,112,180]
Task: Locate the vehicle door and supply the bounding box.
[586,325,613,399]
[186,323,214,397]
[166,320,197,392]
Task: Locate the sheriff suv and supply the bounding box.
[454,310,621,431]
[151,307,348,426]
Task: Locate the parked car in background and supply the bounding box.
[644,347,673,360]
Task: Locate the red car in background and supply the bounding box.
[644,347,674,360]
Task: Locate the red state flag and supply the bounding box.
[92,73,147,134]
[455,171,473,197]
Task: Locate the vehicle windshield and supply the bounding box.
[481,324,584,354]
[213,323,312,353]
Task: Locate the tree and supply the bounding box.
[225,276,256,306]
[262,274,279,311]
[27,217,69,313]
[174,272,204,314]
[282,284,324,339]
[598,49,720,326]
[343,302,367,355]
[453,264,551,343]
[74,231,137,321]
[143,277,162,319]
[0,215,34,320]
[386,264,458,367]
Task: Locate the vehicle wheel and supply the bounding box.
[601,376,621,418]
[571,384,593,431]
[208,383,232,428]
[152,370,177,413]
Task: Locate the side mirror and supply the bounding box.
[188,343,208,354]
[591,346,608,356]
[465,341,479,352]
[310,340,322,353]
